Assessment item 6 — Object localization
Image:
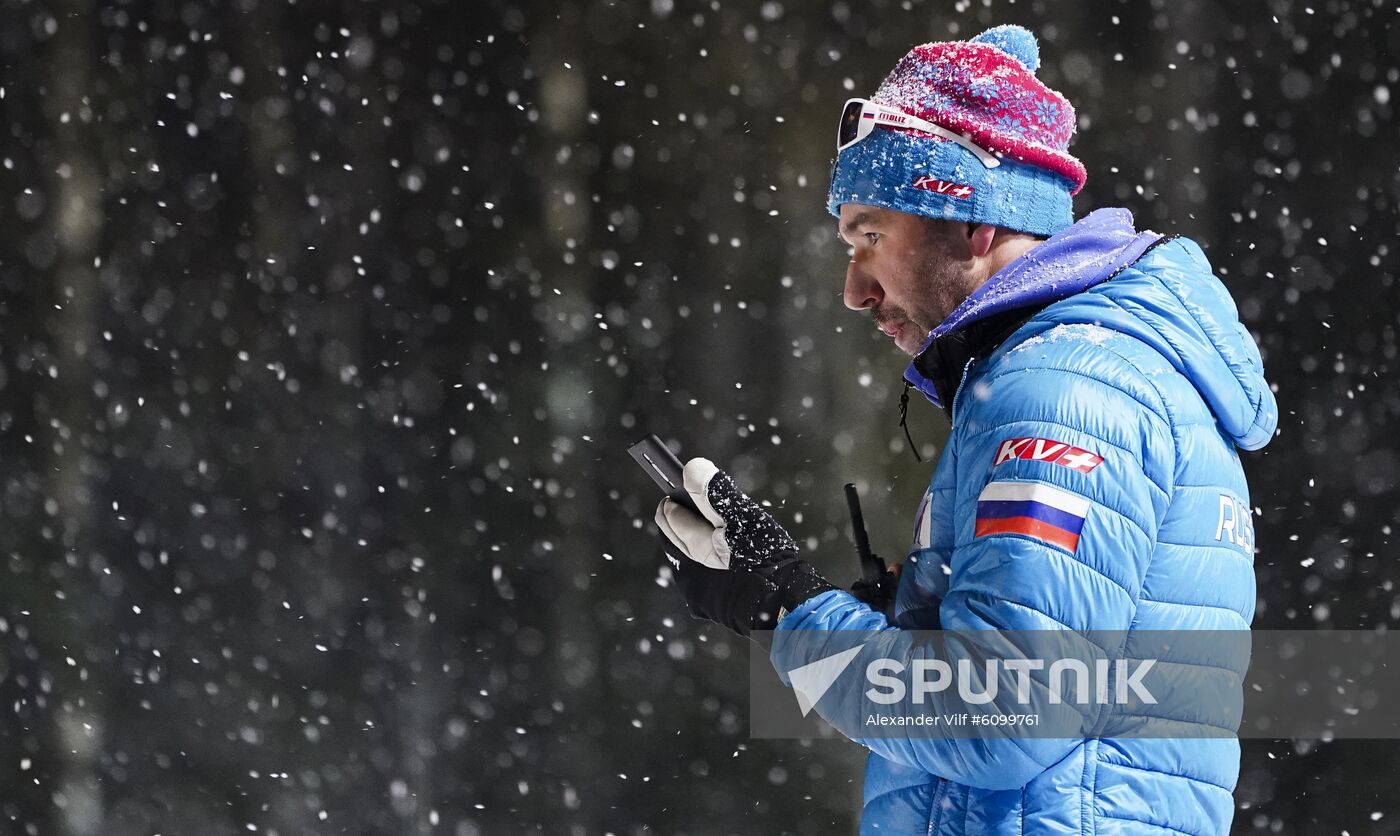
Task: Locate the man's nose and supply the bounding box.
[843,259,883,311]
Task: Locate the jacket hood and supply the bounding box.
[905,208,1278,451]
[905,208,1163,406]
[1042,235,1278,451]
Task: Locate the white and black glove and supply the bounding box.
[655,459,834,636]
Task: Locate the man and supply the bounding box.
[654,24,1276,834]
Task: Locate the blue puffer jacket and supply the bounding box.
[772,208,1277,835]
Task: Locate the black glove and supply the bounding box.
[655,458,835,636]
[668,552,835,637]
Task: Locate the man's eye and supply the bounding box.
[866,232,880,244]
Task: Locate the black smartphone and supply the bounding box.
[628,434,700,514]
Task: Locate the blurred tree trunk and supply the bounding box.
[533,11,614,830]
[231,0,299,270]
[40,3,106,834]
[1158,0,1219,240]
[333,12,437,833]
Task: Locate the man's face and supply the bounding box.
[837,204,975,356]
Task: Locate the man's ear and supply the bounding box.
[968,223,997,259]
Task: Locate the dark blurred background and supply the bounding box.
[0,0,1397,833]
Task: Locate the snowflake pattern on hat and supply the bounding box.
[966,77,1001,102]
[993,112,1028,137]
[871,27,1086,192]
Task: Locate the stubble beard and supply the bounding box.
[873,245,971,356]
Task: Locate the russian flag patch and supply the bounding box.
[974,481,1091,554]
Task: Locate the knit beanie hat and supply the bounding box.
[827,25,1086,238]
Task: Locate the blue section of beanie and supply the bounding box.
[827,129,1075,238]
[971,24,1040,71]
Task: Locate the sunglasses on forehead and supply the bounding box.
[836,98,1001,169]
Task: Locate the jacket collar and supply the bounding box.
[912,306,1048,421]
[903,208,1164,415]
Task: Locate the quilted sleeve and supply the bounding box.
[772,354,1175,790]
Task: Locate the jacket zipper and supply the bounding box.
[922,360,974,835]
[948,358,976,423]
[926,775,948,835]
